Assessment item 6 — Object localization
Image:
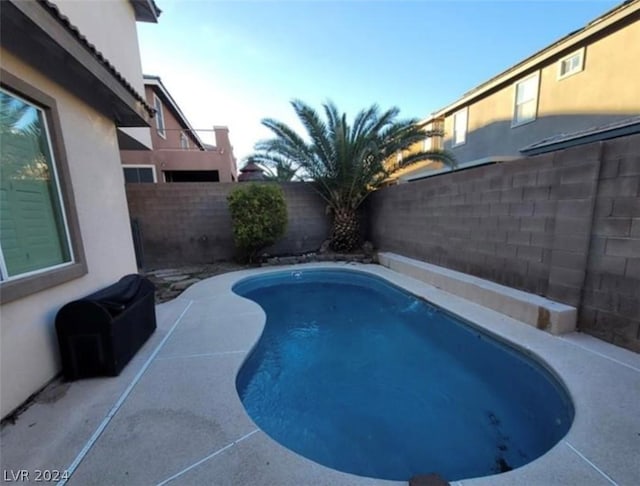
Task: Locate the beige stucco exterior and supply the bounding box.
[538,22,640,117]
[402,3,640,180]
[443,17,640,164]
[53,0,153,150]
[53,0,146,95]
[1,49,138,416]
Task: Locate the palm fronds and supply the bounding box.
[248,100,456,250]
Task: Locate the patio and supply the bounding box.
[1,262,639,486]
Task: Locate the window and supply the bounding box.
[0,88,73,280]
[180,132,189,149]
[0,71,86,303]
[558,48,584,79]
[123,166,155,183]
[424,136,443,151]
[163,170,219,182]
[424,119,444,151]
[513,72,539,126]
[153,94,165,138]
[452,108,468,146]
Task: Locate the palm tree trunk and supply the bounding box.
[330,207,360,252]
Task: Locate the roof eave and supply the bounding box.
[2,0,153,126]
[144,75,207,149]
[520,121,640,156]
[129,0,162,23]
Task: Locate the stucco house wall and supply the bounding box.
[441,17,640,163]
[121,148,237,182]
[54,1,146,94]
[0,0,154,418]
[54,0,153,150]
[400,2,639,182]
[1,50,138,418]
[122,83,238,182]
[145,85,200,150]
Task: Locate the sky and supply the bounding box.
[137,0,622,163]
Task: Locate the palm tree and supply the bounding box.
[261,158,299,182]
[250,100,456,252]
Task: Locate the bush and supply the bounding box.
[227,183,287,262]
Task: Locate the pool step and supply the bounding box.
[378,252,576,335]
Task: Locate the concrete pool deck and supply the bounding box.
[1,262,639,485]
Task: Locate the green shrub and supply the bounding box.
[227,183,287,262]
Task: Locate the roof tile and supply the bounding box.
[38,0,155,118]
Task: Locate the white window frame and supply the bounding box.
[557,47,585,80]
[153,94,166,138]
[424,134,443,151]
[452,107,468,147]
[512,72,540,128]
[180,132,189,149]
[122,164,157,183]
[0,88,75,282]
[424,119,444,151]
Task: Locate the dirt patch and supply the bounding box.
[144,262,252,303]
[145,252,377,304]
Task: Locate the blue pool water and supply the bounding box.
[233,269,574,481]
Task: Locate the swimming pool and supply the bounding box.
[233,269,574,482]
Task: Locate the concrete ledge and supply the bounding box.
[378,252,576,334]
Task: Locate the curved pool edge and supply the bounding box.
[176,262,640,486]
[231,267,576,412]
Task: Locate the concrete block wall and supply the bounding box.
[369,134,640,352]
[368,145,600,304]
[265,183,331,256]
[125,182,330,266]
[124,136,639,352]
[581,135,640,351]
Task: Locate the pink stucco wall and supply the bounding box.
[121,85,237,182]
[121,147,236,182]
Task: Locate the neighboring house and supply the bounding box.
[238,161,267,181]
[120,75,238,183]
[401,0,640,181]
[0,0,160,419]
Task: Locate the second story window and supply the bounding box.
[558,48,585,79]
[424,119,444,151]
[180,132,189,149]
[513,72,539,127]
[452,108,468,146]
[153,94,165,138]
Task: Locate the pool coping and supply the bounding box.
[1,262,638,485]
[167,262,640,485]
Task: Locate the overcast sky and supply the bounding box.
[137,0,621,163]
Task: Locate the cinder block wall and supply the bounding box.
[581,136,640,350]
[126,182,330,266]
[368,135,639,352]
[125,136,639,352]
